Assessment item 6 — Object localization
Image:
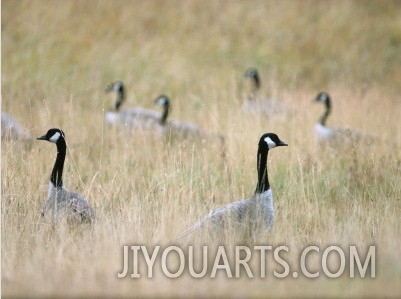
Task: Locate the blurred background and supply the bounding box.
[2,1,400,298]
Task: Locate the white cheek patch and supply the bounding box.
[158,97,167,106]
[49,132,61,143]
[264,136,276,149]
[114,82,122,91]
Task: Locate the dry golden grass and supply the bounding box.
[2,0,401,298]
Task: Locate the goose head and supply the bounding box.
[105,81,124,93]
[154,94,170,108]
[244,67,261,90]
[315,92,331,109]
[105,81,125,111]
[154,95,170,125]
[259,133,288,150]
[37,128,65,144]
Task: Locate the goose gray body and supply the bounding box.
[105,81,160,129]
[178,189,274,239]
[178,133,287,240]
[43,186,96,223]
[242,68,289,118]
[1,112,31,140]
[37,128,95,224]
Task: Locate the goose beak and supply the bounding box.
[278,141,288,146]
[37,134,47,140]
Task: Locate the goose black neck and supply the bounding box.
[51,138,66,188]
[255,147,270,194]
[115,86,125,111]
[249,74,260,101]
[253,73,261,90]
[160,102,170,126]
[319,100,331,126]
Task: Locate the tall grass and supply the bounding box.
[2,0,401,297]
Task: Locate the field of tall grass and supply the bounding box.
[2,1,401,297]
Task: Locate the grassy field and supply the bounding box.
[2,0,401,297]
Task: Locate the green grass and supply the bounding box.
[2,0,401,297]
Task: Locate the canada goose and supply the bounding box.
[37,128,95,223]
[153,95,205,137]
[178,132,288,240]
[1,112,31,140]
[314,92,371,145]
[105,81,159,129]
[242,68,289,118]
